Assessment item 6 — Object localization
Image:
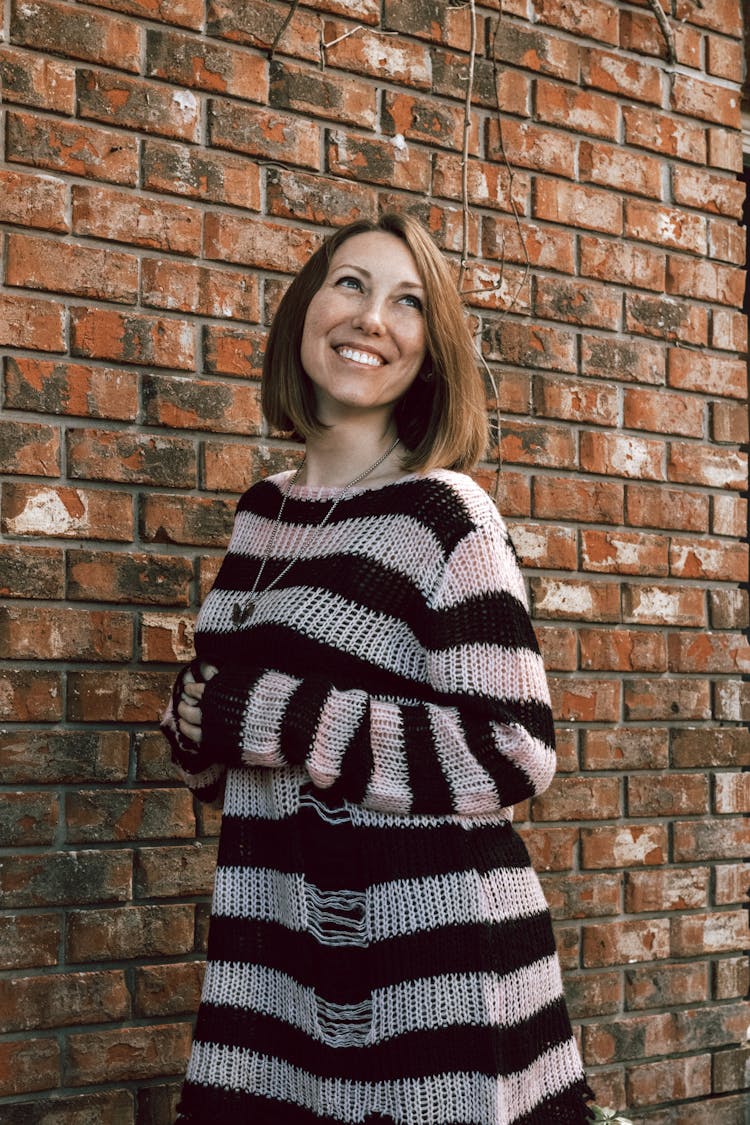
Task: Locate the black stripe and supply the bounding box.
[278,678,331,766]
[428,589,543,653]
[402,704,456,814]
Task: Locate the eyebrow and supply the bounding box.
[332,263,424,289]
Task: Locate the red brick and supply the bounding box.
[323,20,430,86]
[563,971,622,1019]
[67,550,192,606]
[67,429,196,487]
[624,678,711,721]
[507,523,576,570]
[713,1044,750,1094]
[711,308,748,352]
[670,537,748,581]
[498,420,575,469]
[203,325,267,378]
[382,0,473,49]
[0,729,129,784]
[531,776,621,821]
[673,165,745,220]
[141,612,197,664]
[668,442,747,490]
[656,620,734,681]
[515,825,577,872]
[581,823,667,870]
[203,441,298,493]
[581,47,662,104]
[581,431,665,481]
[539,872,621,918]
[0,1038,60,1097]
[709,216,746,265]
[532,374,618,427]
[68,305,194,371]
[136,842,219,897]
[581,529,668,577]
[673,821,750,863]
[6,110,138,185]
[535,626,577,670]
[0,914,61,970]
[3,358,138,422]
[712,493,747,537]
[623,104,707,163]
[530,578,620,622]
[672,726,749,768]
[483,216,575,274]
[714,860,750,902]
[714,774,750,816]
[707,127,744,172]
[625,962,708,1010]
[0,293,65,353]
[583,918,670,968]
[675,0,741,35]
[72,185,202,255]
[460,264,531,315]
[710,587,749,630]
[143,375,262,436]
[5,232,138,303]
[0,669,62,721]
[579,628,666,672]
[581,728,668,771]
[672,910,749,957]
[0,970,129,1033]
[668,349,746,400]
[86,0,204,28]
[714,957,749,1000]
[489,118,575,178]
[67,789,195,843]
[581,334,666,384]
[0,45,75,113]
[0,791,58,846]
[666,255,745,306]
[491,20,578,79]
[0,1091,135,1124]
[432,49,505,111]
[629,772,709,816]
[671,73,741,128]
[533,275,620,330]
[77,68,199,141]
[67,1023,192,1085]
[140,493,235,547]
[533,476,623,524]
[1,850,131,908]
[532,0,619,46]
[533,177,622,234]
[142,138,262,209]
[622,385,704,437]
[267,167,377,228]
[627,1054,711,1106]
[209,98,319,168]
[146,27,268,101]
[626,484,708,532]
[0,168,67,231]
[204,213,322,273]
[491,471,530,518]
[0,543,64,599]
[580,235,665,292]
[549,676,621,722]
[0,606,133,662]
[626,198,707,255]
[273,59,377,130]
[0,419,60,476]
[434,156,530,215]
[135,729,184,783]
[483,320,577,372]
[207,0,323,58]
[329,129,433,193]
[625,291,708,345]
[67,904,195,963]
[535,81,619,141]
[2,482,133,541]
[135,962,205,1017]
[68,670,174,723]
[10,0,141,71]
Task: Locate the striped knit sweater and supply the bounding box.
[162,468,594,1124]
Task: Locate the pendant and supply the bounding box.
[232,599,255,626]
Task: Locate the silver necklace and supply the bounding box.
[232,435,401,627]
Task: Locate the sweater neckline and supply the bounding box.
[270,469,430,501]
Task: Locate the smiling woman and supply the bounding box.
[160,213,596,1124]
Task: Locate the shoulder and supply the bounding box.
[407,469,507,542]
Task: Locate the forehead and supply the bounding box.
[328,231,422,283]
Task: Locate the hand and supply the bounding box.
[177,679,206,746]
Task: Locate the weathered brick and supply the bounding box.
[139,493,235,547]
[67,789,195,843]
[712,493,747,537]
[713,773,750,816]
[67,550,192,606]
[666,255,745,307]
[205,213,322,273]
[672,910,749,958]
[203,324,267,377]
[671,73,741,128]
[533,476,623,525]
[203,441,298,493]
[580,47,662,104]
[0,294,66,353]
[531,776,621,821]
[322,20,431,87]
[672,726,749,769]
[72,185,202,256]
[142,138,262,209]
[530,578,620,622]
[579,628,666,672]
[581,824,667,870]
[563,971,622,1019]
[533,275,620,330]
[673,165,746,219]
[67,1023,192,1085]
[668,631,750,675]
[711,308,748,353]
[140,612,196,664]
[5,231,138,303]
[77,68,200,141]
[507,523,576,570]
[712,399,750,444]
[134,962,205,1017]
[0,543,64,599]
[0,45,75,113]
[0,168,67,231]
[673,822,750,864]
[668,348,746,400]
[714,860,750,903]
[1,850,132,908]
[68,670,175,723]
[0,791,58,846]
[0,669,62,721]
[713,1044,750,1094]
[714,958,749,1001]
[580,235,665,292]
[539,872,621,918]
[67,429,197,486]
[3,358,138,422]
[714,679,750,722]
[483,216,575,274]
[207,0,322,57]
[67,904,195,963]
[536,625,577,670]
[492,20,579,80]
[707,127,745,173]
[514,825,577,873]
[146,27,268,101]
[0,1091,134,1125]
[668,442,747,490]
[626,484,709,532]
[671,537,748,583]
[273,59,377,130]
[581,728,669,771]
[136,843,219,898]
[488,118,575,178]
[142,375,262,435]
[626,1054,711,1106]
[434,155,530,215]
[581,431,665,481]
[625,291,708,346]
[548,676,621,722]
[209,98,320,168]
[0,1039,60,1097]
[499,420,575,469]
[625,962,708,1011]
[382,0,473,49]
[0,418,61,476]
[0,729,129,784]
[709,587,749,631]
[580,529,668,577]
[0,606,133,662]
[628,773,709,816]
[6,110,138,185]
[329,129,433,193]
[625,199,707,255]
[583,918,670,968]
[0,914,61,971]
[2,482,133,541]
[533,177,622,234]
[0,970,129,1033]
[624,678,711,721]
[86,0,204,28]
[484,320,577,372]
[623,105,707,163]
[10,0,141,71]
[622,385,704,438]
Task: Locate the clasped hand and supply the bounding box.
[177,662,219,748]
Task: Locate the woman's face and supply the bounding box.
[299,231,428,426]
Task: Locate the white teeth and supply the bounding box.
[336,346,383,367]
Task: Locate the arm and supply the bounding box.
[196,517,556,817]
[160,661,226,803]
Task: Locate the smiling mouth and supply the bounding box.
[335,346,385,367]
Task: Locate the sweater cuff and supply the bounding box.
[199,667,265,764]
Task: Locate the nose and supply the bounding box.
[352,294,386,335]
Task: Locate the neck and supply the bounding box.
[300,424,401,489]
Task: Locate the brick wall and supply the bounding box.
[0,0,748,1121]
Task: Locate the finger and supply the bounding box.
[178,719,203,745]
[178,699,203,726]
[183,681,205,700]
[200,663,219,681]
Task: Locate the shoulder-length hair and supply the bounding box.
[261,212,488,473]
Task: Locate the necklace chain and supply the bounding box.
[232,436,401,626]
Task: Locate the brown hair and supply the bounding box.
[261,212,488,472]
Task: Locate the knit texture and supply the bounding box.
[162,469,594,1124]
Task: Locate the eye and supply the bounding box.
[336,275,363,291]
[399,293,423,311]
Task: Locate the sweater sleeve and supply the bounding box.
[160,661,227,804]
[196,516,556,817]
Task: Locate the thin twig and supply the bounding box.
[268,0,301,59]
[322,25,365,50]
[645,0,676,65]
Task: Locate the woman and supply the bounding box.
[162,213,594,1124]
